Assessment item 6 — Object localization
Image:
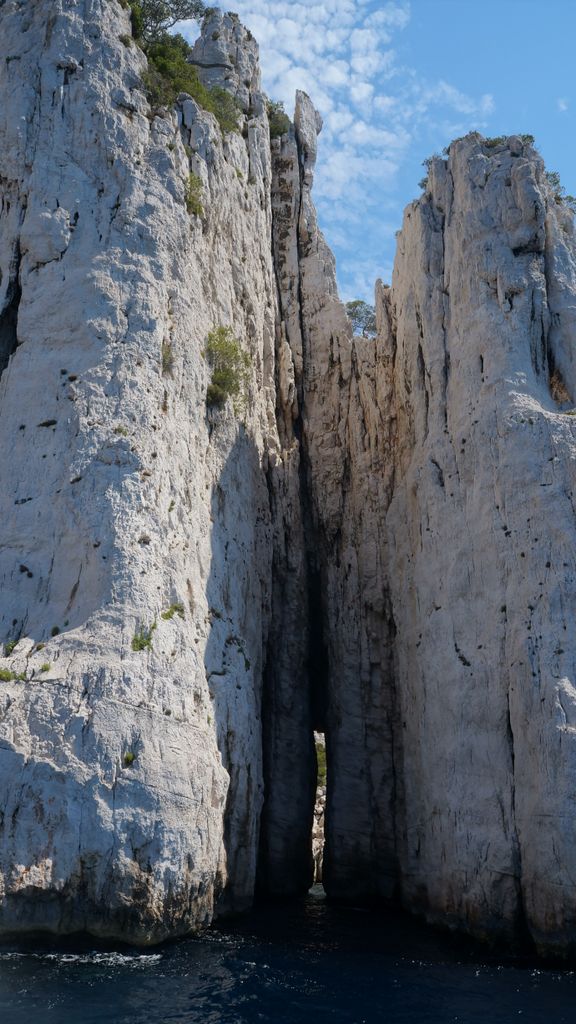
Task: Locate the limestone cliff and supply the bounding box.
[0,0,279,941]
[383,136,576,955]
[3,0,576,960]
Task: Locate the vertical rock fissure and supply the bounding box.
[258,109,334,896]
[258,446,322,896]
[292,109,333,887]
[0,245,21,379]
[266,95,402,903]
[542,207,573,406]
[257,121,324,898]
[505,692,531,948]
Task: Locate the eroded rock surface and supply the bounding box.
[2,0,576,959]
[383,136,576,954]
[267,120,576,955]
[0,0,279,942]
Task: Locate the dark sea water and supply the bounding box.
[1,887,575,1024]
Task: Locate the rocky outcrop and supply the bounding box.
[267,115,576,956]
[383,136,576,954]
[0,0,279,941]
[3,1,576,960]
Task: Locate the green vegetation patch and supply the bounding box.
[484,136,507,149]
[132,622,156,651]
[161,602,185,620]
[546,170,576,213]
[184,173,203,217]
[267,99,291,139]
[0,668,26,682]
[203,326,251,413]
[345,299,377,338]
[127,2,206,43]
[162,339,175,375]
[132,28,241,132]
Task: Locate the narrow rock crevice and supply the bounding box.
[307,564,329,732]
[505,693,533,952]
[258,386,331,897]
[0,246,21,378]
[258,97,336,900]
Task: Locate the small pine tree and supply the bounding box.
[129,1,207,43]
[345,300,377,338]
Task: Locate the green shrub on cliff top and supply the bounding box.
[141,34,241,131]
[128,1,206,43]
[546,170,576,212]
[267,99,291,139]
[345,300,376,338]
[124,4,241,132]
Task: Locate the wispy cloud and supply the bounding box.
[176,1,495,301]
[558,97,569,113]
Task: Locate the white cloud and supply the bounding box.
[373,94,397,114]
[351,25,387,52]
[336,255,395,304]
[364,3,411,30]
[420,80,493,117]
[322,60,351,88]
[558,97,569,113]
[350,80,374,107]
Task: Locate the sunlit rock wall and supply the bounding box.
[0,0,279,942]
[383,135,576,954]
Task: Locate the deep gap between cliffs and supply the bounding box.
[308,564,329,889]
[0,259,21,379]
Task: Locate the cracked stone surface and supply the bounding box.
[383,135,576,955]
[2,1,576,959]
[0,0,279,943]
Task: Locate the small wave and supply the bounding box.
[0,951,163,966]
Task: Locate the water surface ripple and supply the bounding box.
[0,888,574,1023]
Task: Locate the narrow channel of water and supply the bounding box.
[1,887,574,1023]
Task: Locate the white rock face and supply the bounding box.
[3,1,576,960]
[0,0,280,942]
[269,119,576,955]
[190,10,261,114]
[382,135,576,954]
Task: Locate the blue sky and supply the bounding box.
[177,0,576,303]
